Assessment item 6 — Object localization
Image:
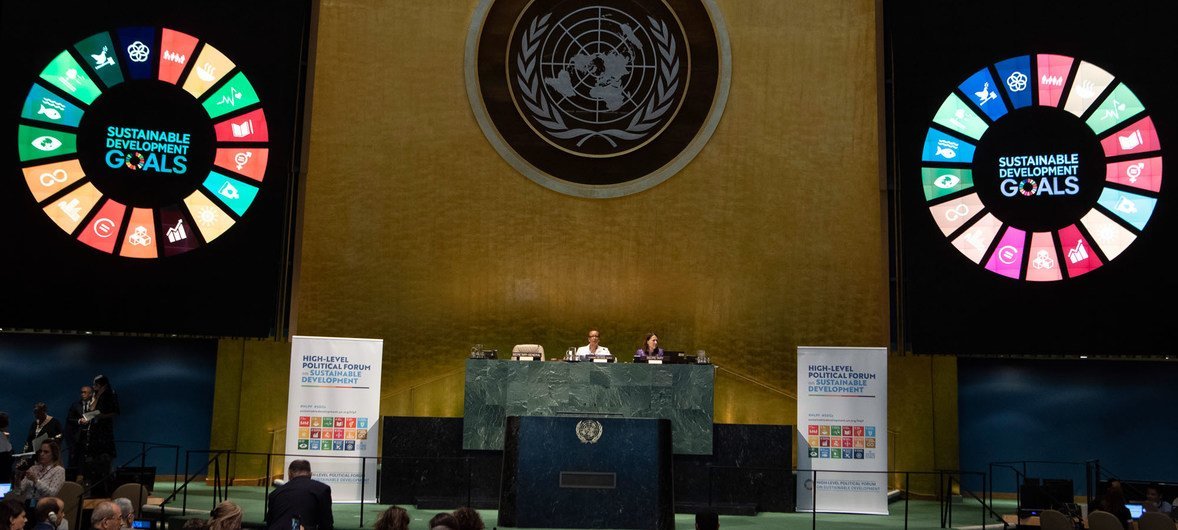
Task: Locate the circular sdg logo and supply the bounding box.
[921,54,1162,281]
[466,0,731,198]
[17,27,269,258]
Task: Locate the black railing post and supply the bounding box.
[360,456,367,528]
[811,469,818,530]
[904,472,910,530]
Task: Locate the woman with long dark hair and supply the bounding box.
[634,333,664,362]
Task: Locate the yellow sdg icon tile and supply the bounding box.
[183,191,235,242]
[44,182,102,234]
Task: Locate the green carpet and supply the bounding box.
[150,482,1015,530]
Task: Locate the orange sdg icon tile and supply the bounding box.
[119,208,157,259]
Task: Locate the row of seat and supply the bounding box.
[1040,508,1176,530]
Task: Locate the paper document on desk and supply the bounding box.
[82,410,101,421]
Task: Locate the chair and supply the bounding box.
[1087,510,1125,530]
[1038,509,1074,530]
[1138,511,1175,530]
[511,344,545,361]
[58,481,84,530]
[110,482,150,516]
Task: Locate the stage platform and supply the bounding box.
[150,481,1012,530]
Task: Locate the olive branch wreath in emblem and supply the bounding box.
[515,13,681,149]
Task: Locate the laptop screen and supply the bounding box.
[0,483,10,496]
[1126,504,1144,519]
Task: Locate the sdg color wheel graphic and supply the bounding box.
[17,27,270,258]
[921,54,1162,281]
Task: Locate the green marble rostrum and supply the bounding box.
[463,359,715,454]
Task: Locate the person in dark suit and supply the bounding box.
[81,375,119,494]
[266,460,333,530]
[64,386,93,473]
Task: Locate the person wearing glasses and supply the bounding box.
[114,498,136,530]
[16,440,65,501]
[574,329,612,361]
[91,501,124,530]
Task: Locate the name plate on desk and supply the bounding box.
[648,359,663,365]
[592,358,609,363]
[513,355,535,362]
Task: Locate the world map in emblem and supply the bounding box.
[467,0,731,198]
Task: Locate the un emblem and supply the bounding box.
[467,0,731,198]
[575,419,604,444]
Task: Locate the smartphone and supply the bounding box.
[291,516,301,530]
[132,521,152,529]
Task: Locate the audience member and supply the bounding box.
[33,497,67,530]
[0,499,28,530]
[1091,479,1131,529]
[24,403,63,453]
[81,375,120,493]
[64,387,93,471]
[90,501,124,530]
[1145,483,1172,514]
[16,440,66,501]
[0,412,12,484]
[696,510,719,530]
[373,506,409,530]
[181,519,209,530]
[209,501,243,530]
[428,513,458,530]
[451,507,484,530]
[266,460,333,530]
[32,497,63,530]
[113,498,135,530]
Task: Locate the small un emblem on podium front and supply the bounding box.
[575,419,603,444]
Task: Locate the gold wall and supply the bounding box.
[211,0,960,493]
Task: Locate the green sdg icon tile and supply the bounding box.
[39,50,102,104]
[74,32,125,88]
[18,126,77,161]
[203,72,260,119]
[1086,83,1145,135]
[297,440,309,450]
[932,93,988,141]
[203,171,259,215]
[921,168,974,200]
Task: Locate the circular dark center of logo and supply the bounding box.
[972,106,1105,231]
[77,80,214,207]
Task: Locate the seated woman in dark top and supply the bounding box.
[634,333,664,362]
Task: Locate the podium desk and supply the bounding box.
[463,359,714,455]
[498,415,673,530]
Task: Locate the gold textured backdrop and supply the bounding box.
[211,0,959,491]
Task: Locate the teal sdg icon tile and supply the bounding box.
[203,171,259,216]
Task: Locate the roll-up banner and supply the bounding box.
[796,346,888,514]
[285,335,383,502]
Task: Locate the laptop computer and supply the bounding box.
[0,483,11,497]
[663,351,693,364]
[1126,503,1144,519]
